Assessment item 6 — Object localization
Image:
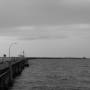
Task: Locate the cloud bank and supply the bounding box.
[0,0,90,40]
[0,24,90,40]
[0,0,90,27]
[62,0,90,5]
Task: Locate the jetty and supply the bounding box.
[0,57,29,90]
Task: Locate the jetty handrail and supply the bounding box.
[0,70,9,79]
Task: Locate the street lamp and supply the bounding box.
[9,42,17,58]
[22,50,25,57]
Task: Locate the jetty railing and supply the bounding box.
[0,57,29,90]
[0,70,10,89]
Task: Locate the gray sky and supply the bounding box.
[0,0,90,57]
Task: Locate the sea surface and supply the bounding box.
[11,58,90,90]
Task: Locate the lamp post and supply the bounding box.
[9,42,17,58]
[23,50,25,57]
[8,42,17,83]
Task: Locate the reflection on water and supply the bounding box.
[11,59,90,90]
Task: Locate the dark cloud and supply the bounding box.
[19,34,68,41]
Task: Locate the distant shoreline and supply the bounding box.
[27,57,89,59]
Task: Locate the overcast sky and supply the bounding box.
[0,0,90,57]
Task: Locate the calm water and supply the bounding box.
[11,59,90,90]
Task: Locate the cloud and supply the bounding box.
[0,24,90,40]
[62,0,90,5]
[0,0,90,28]
[17,26,69,40]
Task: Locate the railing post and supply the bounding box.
[8,60,13,84]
